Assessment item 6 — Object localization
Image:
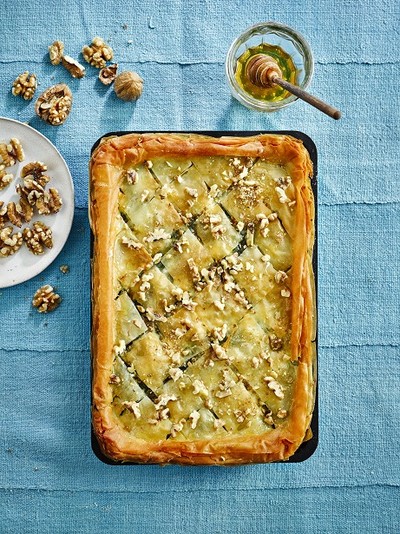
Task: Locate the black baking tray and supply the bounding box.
[90,130,318,465]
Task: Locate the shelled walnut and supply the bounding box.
[11,72,37,100]
[7,201,24,227]
[0,202,8,229]
[16,194,34,223]
[0,226,23,257]
[36,188,63,215]
[0,169,13,190]
[32,284,61,313]
[23,221,53,254]
[17,161,62,215]
[0,138,25,167]
[21,161,48,180]
[48,40,65,65]
[35,84,73,126]
[82,37,113,68]
[17,175,47,206]
[114,71,143,101]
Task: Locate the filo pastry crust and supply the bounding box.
[90,133,316,464]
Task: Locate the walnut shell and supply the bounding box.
[99,63,118,85]
[114,71,143,101]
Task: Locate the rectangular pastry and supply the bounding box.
[90,133,316,464]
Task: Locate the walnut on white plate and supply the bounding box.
[0,138,25,168]
[12,72,37,101]
[36,188,63,215]
[0,169,13,190]
[23,221,53,255]
[82,37,113,68]
[32,284,61,313]
[17,161,62,216]
[0,201,9,229]
[35,84,73,126]
[0,226,23,257]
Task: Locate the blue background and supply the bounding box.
[1,0,399,532]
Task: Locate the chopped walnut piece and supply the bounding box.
[32,285,61,313]
[0,226,23,257]
[125,169,138,185]
[275,186,291,204]
[213,418,225,430]
[61,55,86,78]
[269,334,283,351]
[276,409,288,419]
[82,37,113,68]
[59,264,70,274]
[12,72,37,100]
[35,84,73,126]
[281,288,291,298]
[169,367,183,382]
[170,419,186,438]
[203,213,225,239]
[122,401,141,418]
[109,373,121,385]
[192,379,209,397]
[48,40,64,65]
[99,63,118,85]
[144,228,170,242]
[121,236,142,249]
[23,221,53,255]
[189,410,200,429]
[113,340,126,356]
[264,377,284,399]
[275,270,288,284]
[211,343,229,361]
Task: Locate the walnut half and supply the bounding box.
[0,202,9,229]
[0,138,25,167]
[23,221,53,255]
[12,72,37,101]
[0,226,23,257]
[48,40,65,65]
[32,285,61,313]
[82,37,113,68]
[0,169,13,190]
[35,84,73,126]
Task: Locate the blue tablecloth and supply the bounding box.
[1,1,399,532]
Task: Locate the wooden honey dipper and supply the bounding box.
[246,54,341,120]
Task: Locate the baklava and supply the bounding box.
[90,133,316,464]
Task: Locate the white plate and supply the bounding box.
[0,117,74,288]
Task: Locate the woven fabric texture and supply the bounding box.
[0,0,399,532]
